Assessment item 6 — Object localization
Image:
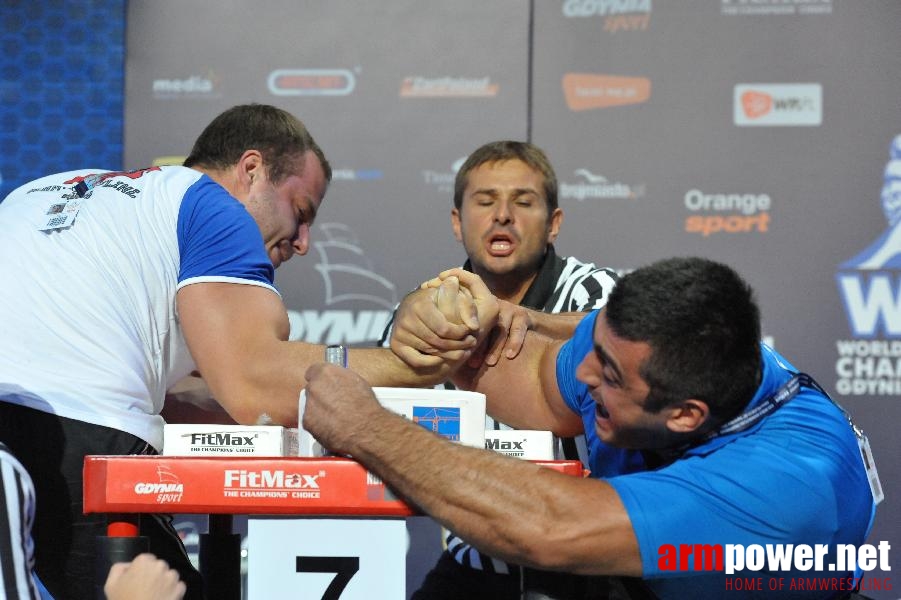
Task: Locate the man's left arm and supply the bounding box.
[302,363,642,577]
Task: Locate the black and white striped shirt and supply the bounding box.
[0,442,41,600]
[379,245,618,576]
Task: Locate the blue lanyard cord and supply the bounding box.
[713,372,863,440]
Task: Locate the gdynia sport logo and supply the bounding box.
[658,541,892,593]
[835,133,901,396]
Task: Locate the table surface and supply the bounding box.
[83,455,585,517]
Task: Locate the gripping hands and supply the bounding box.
[390,269,532,371]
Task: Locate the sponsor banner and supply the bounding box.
[683,188,772,237]
[399,76,499,98]
[835,135,901,396]
[82,456,583,514]
[734,84,823,127]
[563,73,651,111]
[152,72,220,99]
[267,68,356,96]
[559,168,646,201]
[721,0,833,16]
[562,0,652,32]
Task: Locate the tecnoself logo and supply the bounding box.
[734,83,822,126]
[659,541,892,593]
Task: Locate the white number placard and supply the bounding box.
[247,518,406,600]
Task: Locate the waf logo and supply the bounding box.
[563,74,651,111]
[834,134,901,396]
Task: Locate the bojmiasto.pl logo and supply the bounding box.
[835,134,901,396]
[683,188,771,237]
[560,169,646,201]
[562,0,652,33]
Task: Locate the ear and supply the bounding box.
[451,208,463,243]
[237,150,264,189]
[546,208,563,244]
[664,398,709,434]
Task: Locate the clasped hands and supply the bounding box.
[390,268,533,372]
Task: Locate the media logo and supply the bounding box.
[721,0,833,16]
[563,74,651,111]
[560,169,646,201]
[152,73,220,99]
[683,188,771,236]
[562,0,652,32]
[734,84,822,127]
[400,76,499,98]
[267,69,356,96]
[835,134,901,396]
[412,406,461,441]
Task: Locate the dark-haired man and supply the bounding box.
[0,104,454,599]
[380,140,618,598]
[305,257,879,600]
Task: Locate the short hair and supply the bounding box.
[183,103,332,185]
[452,141,557,213]
[604,257,762,423]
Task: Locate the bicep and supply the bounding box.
[176,282,288,407]
[456,332,581,436]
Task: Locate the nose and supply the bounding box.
[493,201,512,224]
[292,223,310,256]
[575,353,594,387]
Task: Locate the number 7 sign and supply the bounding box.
[248,519,406,599]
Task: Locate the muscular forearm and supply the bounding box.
[346,405,640,576]
[450,332,583,436]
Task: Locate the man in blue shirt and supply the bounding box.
[303,257,879,599]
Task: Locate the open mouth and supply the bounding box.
[487,233,515,256]
[596,402,610,420]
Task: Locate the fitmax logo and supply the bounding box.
[224,470,320,489]
[485,439,524,451]
[188,433,258,446]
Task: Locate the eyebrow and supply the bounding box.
[594,342,623,383]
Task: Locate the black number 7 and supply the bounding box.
[296,556,360,599]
